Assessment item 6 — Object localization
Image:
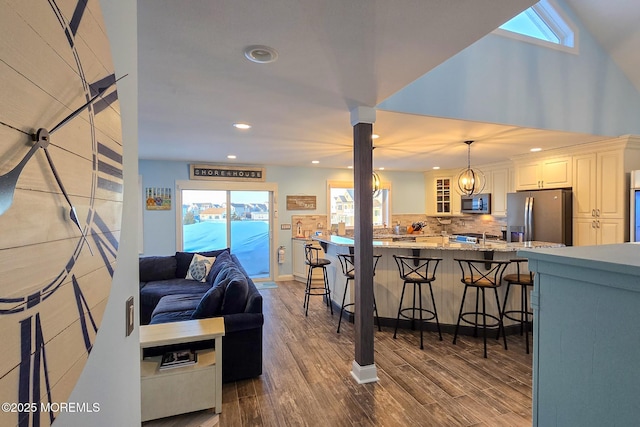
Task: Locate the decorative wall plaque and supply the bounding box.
[287,195,317,210]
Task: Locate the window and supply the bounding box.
[175,180,277,280]
[494,0,577,53]
[328,181,391,228]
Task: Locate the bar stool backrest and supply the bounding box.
[338,254,382,279]
[509,258,534,284]
[304,243,322,266]
[455,259,510,287]
[393,255,441,283]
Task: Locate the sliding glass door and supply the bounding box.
[179,184,274,280]
[229,191,270,278]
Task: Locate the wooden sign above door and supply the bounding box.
[190,164,265,181]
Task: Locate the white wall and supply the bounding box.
[57,1,141,425]
[378,0,640,137]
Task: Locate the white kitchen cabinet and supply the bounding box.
[573,149,626,245]
[573,217,624,246]
[488,166,511,216]
[425,173,460,216]
[292,238,311,282]
[292,238,327,282]
[515,156,572,190]
[572,137,640,245]
[435,177,452,214]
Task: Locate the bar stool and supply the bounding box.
[303,243,333,316]
[336,254,382,333]
[393,255,442,349]
[500,258,534,354]
[453,258,510,358]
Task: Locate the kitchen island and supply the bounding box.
[313,235,563,331]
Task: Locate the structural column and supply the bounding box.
[350,106,378,384]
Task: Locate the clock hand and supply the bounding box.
[50,74,127,135]
[0,74,126,216]
[0,132,49,215]
[39,129,94,256]
[0,74,128,217]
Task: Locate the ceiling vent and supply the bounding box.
[243,45,278,64]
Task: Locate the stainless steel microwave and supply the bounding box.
[460,194,491,214]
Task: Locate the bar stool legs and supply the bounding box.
[336,254,382,333]
[500,259,534,354]
[336,277,381,333]
[453,285,507,358]
[392,281,442,349]
[303,244,333,316]
[392,255,442,350]
[453,258,509,358]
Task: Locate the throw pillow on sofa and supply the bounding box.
[220,266,249,315]
[139,256,177,282]
[207,251,233,283]
[175,248,230,278]
[191,278,227,319]
[185,254,216,282]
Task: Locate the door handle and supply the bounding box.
[592,209,596,217]
[596,208,600,217]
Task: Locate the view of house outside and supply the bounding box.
[330,187,388,227]
[182,190,270,278]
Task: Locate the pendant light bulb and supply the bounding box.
[372,171,381,195]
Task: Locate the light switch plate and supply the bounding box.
[126,296,134,336]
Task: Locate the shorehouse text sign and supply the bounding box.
[190,164,266,182]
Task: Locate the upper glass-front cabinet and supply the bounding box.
[436,178,451,214]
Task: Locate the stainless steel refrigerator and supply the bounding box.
[506,189,572,245]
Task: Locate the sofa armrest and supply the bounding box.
[223,312,264,334]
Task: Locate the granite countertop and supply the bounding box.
[313,235,564,252]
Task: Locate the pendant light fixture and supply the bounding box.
[372,146,381,196]
[455,140,486,196]
[372,171,381,195]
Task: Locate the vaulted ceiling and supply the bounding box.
[138,0,640,171]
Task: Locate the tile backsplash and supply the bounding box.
[291,215,327,238]
[291,213,507,239]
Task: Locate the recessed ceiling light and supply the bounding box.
[227,155,237,159]
[378,167,385,171]
[311,160,320,164]
[233,123,251,130]
[244,45,278,64]
[433,166,440,170]
[530,147,542,152]
[347,165,353,169]
[372,134,380,139]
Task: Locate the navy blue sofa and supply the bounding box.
[139,249,263,383]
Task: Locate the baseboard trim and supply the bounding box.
[334,306,530,337]
[350,361,379,384]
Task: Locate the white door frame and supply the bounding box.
[175,180,278,281]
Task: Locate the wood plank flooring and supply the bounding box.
[143,280,532,426]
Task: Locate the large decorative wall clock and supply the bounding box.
[0,0,123,425]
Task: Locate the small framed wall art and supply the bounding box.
[145,187,172,210]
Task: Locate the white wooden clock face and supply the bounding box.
[0,0,123,425]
